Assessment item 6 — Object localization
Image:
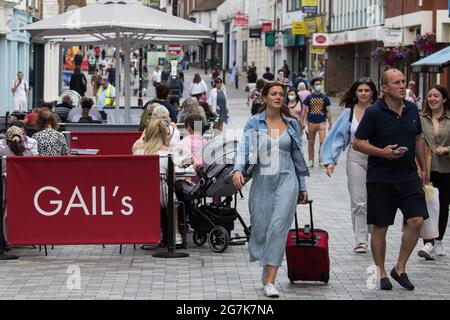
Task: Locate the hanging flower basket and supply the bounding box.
[414,33,439,55]
[371,46,412,67]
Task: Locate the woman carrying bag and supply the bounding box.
[418,85,450,260]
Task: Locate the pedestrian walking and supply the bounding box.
[263,67,275,81]
[230,61,238,89]
[321,78,379,253]
[418,84,450,260]
[247,62,257,90]
[96,76,116,121]
[190,73,208,100]
[232,82,309,298]
[69,67,87,97]
[297,82,311,104]
[353,68,429,291]
[281,60,291,79]
[286,87,303,125]
[11,71,29,113]
[152,66,162,88]
[208,77,228,131]
[142,65,149,97]
[248,79,265,115]
[301,77,332,168]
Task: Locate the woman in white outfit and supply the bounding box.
[320,78,378,253]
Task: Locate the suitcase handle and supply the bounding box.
[294,200,316,245]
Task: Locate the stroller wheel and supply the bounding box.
[193,230,207,246]
[208,226,229,253]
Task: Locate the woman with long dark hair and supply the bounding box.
[232,82,309,297]
[190,73,208,99]
[418,85,450,259]
[321,78,378,253]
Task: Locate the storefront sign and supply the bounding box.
[265,32,275,47]
[383,28,403,44]
[302,0,318,14]
[147,0,160,8]
[234,13,249,26]
[249,29,262,38]
[292,22,306,35]
[412,65,443,73]
[312,33,330,47]
[262,23,273,33]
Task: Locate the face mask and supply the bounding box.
[288,95,297,101]
[314,85,322,92]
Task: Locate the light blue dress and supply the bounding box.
[248,130,299,267]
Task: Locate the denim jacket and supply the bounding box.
[320,108,352,166]
[233,111,309,191]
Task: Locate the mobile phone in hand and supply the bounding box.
[395,146,408,153]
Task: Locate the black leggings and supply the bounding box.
[424,171,450,244]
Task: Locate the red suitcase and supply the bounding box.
[285,200,330,284]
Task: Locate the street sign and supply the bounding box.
[234,13,249,26]
[313,33,330,47]
[292,22,306,35]
[249,28,262,38]
[262,23,272,33]
[265,32,275,47]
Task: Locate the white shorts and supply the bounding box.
[13,98,28,112]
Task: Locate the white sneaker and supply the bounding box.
[263,283,279,298]
[318,162,325,168]
[418,243,436,260]
[433,240,446,257]
[307,160,314,168]
[175,233,183,245]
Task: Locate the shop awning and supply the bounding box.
[411,46,450,73]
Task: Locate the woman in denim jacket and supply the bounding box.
[320,79,378,254]
[233,82,309,298]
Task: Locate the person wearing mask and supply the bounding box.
[208,77,229,131]
[232,82,309,298]
[301,78,332,168]
[190,73,208,100]
[11,71,29,113]
[418,85,450,260]
[353,69,428,291]
[32,109,69,156]
[70,67,87,97]
[321,78,378,253]
[287,87,303,125]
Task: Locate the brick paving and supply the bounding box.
[0,68,448,300]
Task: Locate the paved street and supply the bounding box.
[1,68,449,300]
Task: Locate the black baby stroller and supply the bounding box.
[180,136,251,253]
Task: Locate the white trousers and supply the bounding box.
[13,98,27,113]
[346,146,370,246]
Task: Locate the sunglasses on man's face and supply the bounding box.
[215,81,222,84]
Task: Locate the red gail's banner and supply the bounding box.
[69,131,142,155]
[6,156,161,246]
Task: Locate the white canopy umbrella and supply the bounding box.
[21,0,211,124]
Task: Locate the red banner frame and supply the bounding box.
[6,156,161,246]
[69,132,142,155]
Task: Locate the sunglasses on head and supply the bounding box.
[358,77,373,84]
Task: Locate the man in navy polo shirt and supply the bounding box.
[354,69,428,291]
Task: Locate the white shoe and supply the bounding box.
[353,243,368,253]
[263,283,279,298]
[175,233,183,245]
[433,240,446,257]
[307,160,314,168]
[418,243,436,260]
[318,162,325,168]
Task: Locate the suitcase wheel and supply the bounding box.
[321,272,329,284]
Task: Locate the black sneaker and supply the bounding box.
[0,253,19,260]
[390,268,415,291]
[380,277,392,290]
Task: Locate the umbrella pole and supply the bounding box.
[115,40,121,124]
[124,46,132,124]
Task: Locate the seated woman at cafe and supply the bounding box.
[134,104,181,153]
[0,125,38,172]
[133,116,184,246]
[177,97,208,126]
[32,109,68,156]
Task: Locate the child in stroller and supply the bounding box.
[177,136,251,253]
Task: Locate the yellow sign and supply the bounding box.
[304,16,323,35]
[302,0,318,6]
[292,22,306,35]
